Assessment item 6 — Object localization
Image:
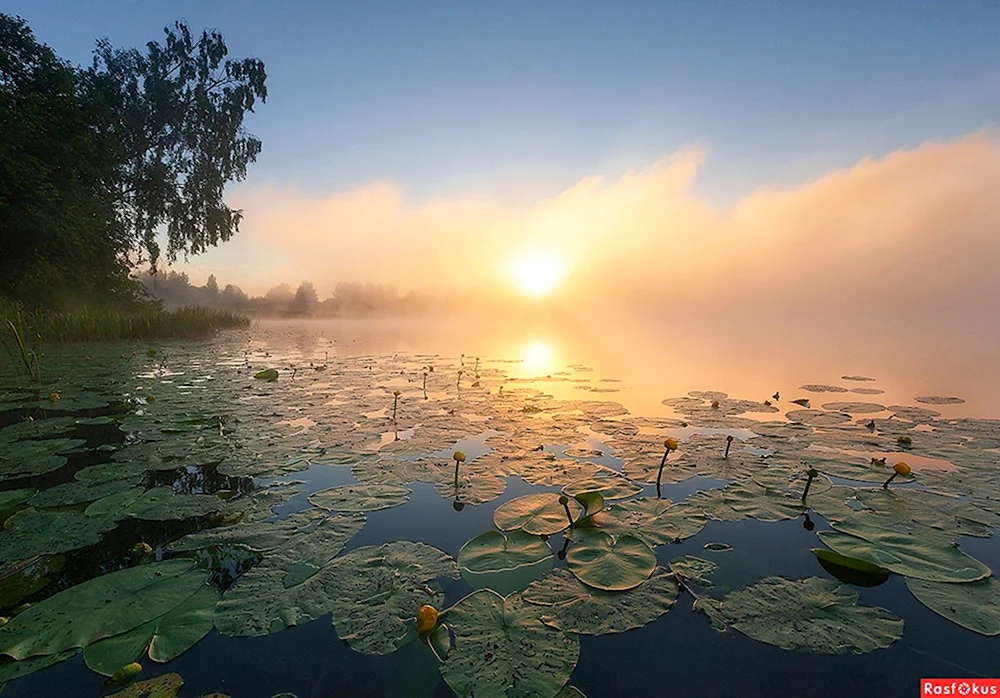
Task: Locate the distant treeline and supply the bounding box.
[138,271,440,317]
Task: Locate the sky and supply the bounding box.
[8,1,1000,309]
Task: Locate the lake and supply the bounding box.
[1,315,998,697]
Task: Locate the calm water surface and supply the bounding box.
[3,314,998,697]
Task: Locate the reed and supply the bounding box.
[0,298,249,342]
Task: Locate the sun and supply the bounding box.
[507,252,566,297]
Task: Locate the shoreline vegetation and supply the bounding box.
[1,297,249,343]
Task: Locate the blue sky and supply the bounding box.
[9,1,1000,208]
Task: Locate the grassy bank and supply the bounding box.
[1,298,250,342]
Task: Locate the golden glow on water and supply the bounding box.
[520,341,555,376]
[506,251,566,297]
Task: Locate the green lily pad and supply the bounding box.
[812,549,890,587]
[0,509,116,561]
[439,589,579,698]
[906,577,1000,636]
[572,491,605,523]
[704,542,733,551]
[122,487,225,521]
[697,576,903,654]
[216,541,456,655]
[0,438,86,479]
[818,521,991,582]
[0,650,76,684]
[84,624,155,677]
[459,530,551,575]
[459,530,553,596]
[308,483,411,513]
[721,481,805,522]
[522,567,678,634]
[435,472,506,506]
[494,493,579,536]
[561,474,641,501]
[592,499,706,545]
[566,530,656,591]
[0,488,35,520]
[915,396,964,405]
[148,583,221,662]
[254,369,279,381]
[29,477,144,509]
[326,542,456,654]
[669,555,718,587]
[0,560,207,659]
[107,672,183,698]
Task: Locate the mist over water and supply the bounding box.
[255,309,1000,419]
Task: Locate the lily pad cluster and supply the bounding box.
[0,332,998,695]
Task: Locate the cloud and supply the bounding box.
[181,131,1000,323]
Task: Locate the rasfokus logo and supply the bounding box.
[922,679,1000,695]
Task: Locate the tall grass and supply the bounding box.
[0,297,249,343]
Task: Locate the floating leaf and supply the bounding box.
[327,542,456,654]
[0,560,207,660]
[669,555,718,587]
[593,499,706,546]
[906,577,1000,636]
[562,474,641,501]
[572,490,605,523]
[494,493,579,536]
[439,589,579,698]
[459,530,551,575]
[216,541,456,655]
[0,650,76,684]
[818,522,991,582]
[915,396,965,405]
[721,481,805,522]
[121,487,225,521]
[812,549,890,588]
[308,483,410,513]
[566,530,655,591]
[84,626,153,677]
[435,472,506,506]
[698,576,903,654]
[148,584,221,662]
[523,567,677,634]
[704,542,732,551]
[459,530,553,596]
[254,369,279,381]
[106,672,183,698]
[0,508,116,561]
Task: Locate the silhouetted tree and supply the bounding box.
[289,281,318,315]
[0,14,266,308]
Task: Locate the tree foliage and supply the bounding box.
[0,14,266,307]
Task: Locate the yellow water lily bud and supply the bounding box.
[893,461,911,477]
[416,605,439,634]
[393,390,401,397]
[664,438,678,451]
[48,392,59,402]
[133,542,153,556]
[106,662,142,685]
[453,451,466,463]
